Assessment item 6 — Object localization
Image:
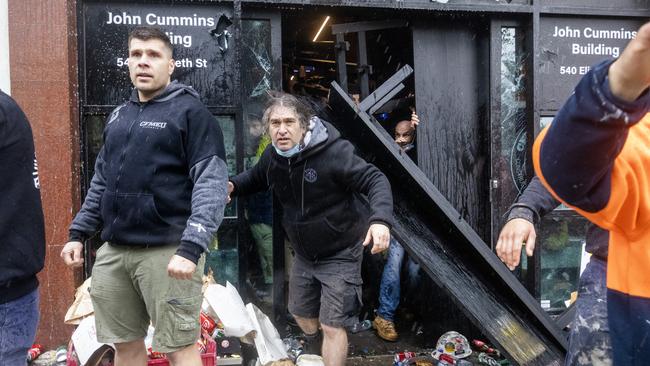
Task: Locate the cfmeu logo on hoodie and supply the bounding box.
[139,121,168,129]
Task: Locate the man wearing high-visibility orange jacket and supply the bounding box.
[534,22,650,366]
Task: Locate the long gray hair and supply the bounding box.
[261,91,315,131]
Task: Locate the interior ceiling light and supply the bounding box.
[312,16,331,43]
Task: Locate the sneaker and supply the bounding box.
[372,316,399,341]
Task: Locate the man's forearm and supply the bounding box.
[508,176,560,223]
[177,156,228,263]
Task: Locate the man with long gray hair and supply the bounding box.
[228,92,393,366]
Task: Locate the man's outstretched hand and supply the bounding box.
[363,223,390,254]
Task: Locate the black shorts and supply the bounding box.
[288,244,363,328]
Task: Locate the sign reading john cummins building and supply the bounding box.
[83,2,235,107]
[539,17,643,111]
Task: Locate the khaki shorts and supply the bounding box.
[90,243,205,353]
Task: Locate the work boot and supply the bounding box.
[373,315,398,341]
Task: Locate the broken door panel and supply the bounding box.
[328,82,566,366]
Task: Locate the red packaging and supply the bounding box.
[27,344,43,362]
[147,332,216,366]
[472,339,500,357]
[148,347,166,359]
[200,312,217,336]
[439,353,456,364]
[394,351,417,362]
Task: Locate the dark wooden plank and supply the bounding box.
[412,23,490,242]
[357,31,369,100]
[358,64,412,113]
[328,81,566,365]
[555,303,576,330]
[335,33,348,93]
[368,83,404,115]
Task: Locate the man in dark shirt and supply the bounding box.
[60,27,227,366]
[0,90,46,366]
[228,92,393,366]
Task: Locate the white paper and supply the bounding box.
[246,303,288,365]
[71,316,113,365]
[204,282,255,337]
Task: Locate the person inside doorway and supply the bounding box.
[244,109,274,301]
[373,112,422,342]
[227,91,393,366]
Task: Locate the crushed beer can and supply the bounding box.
[394,351,417,365]
[471,340,501,358]
[26,344,43,362]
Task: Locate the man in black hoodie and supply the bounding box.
[0,90,45,366]
[228,92,393,366]
[496,176,611,365]
[60,27,227,366]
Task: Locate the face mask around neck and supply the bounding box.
[273,143,301,158]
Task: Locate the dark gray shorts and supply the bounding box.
[288,244,363,328]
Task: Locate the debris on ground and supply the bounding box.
[347,320,372,334]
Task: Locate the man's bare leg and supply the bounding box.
[321,324,347,366]
[167,343,203,366]
[114,338,148,366]
[293,314,320,334]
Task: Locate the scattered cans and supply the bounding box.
[394,351,417,365]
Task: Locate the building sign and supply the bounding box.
[83,2,234,106]
[539,17,642,111]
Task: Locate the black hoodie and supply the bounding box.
[231,117,393,260]
[69,82,228,262]
[0,91,45,303]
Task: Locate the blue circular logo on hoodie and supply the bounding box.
[304,168,318,183]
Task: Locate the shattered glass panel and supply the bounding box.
[498,27,528,201]
[493,26,529,249]
[216,115,237,218]
[241,19,276,305]
[242,20,274,100]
